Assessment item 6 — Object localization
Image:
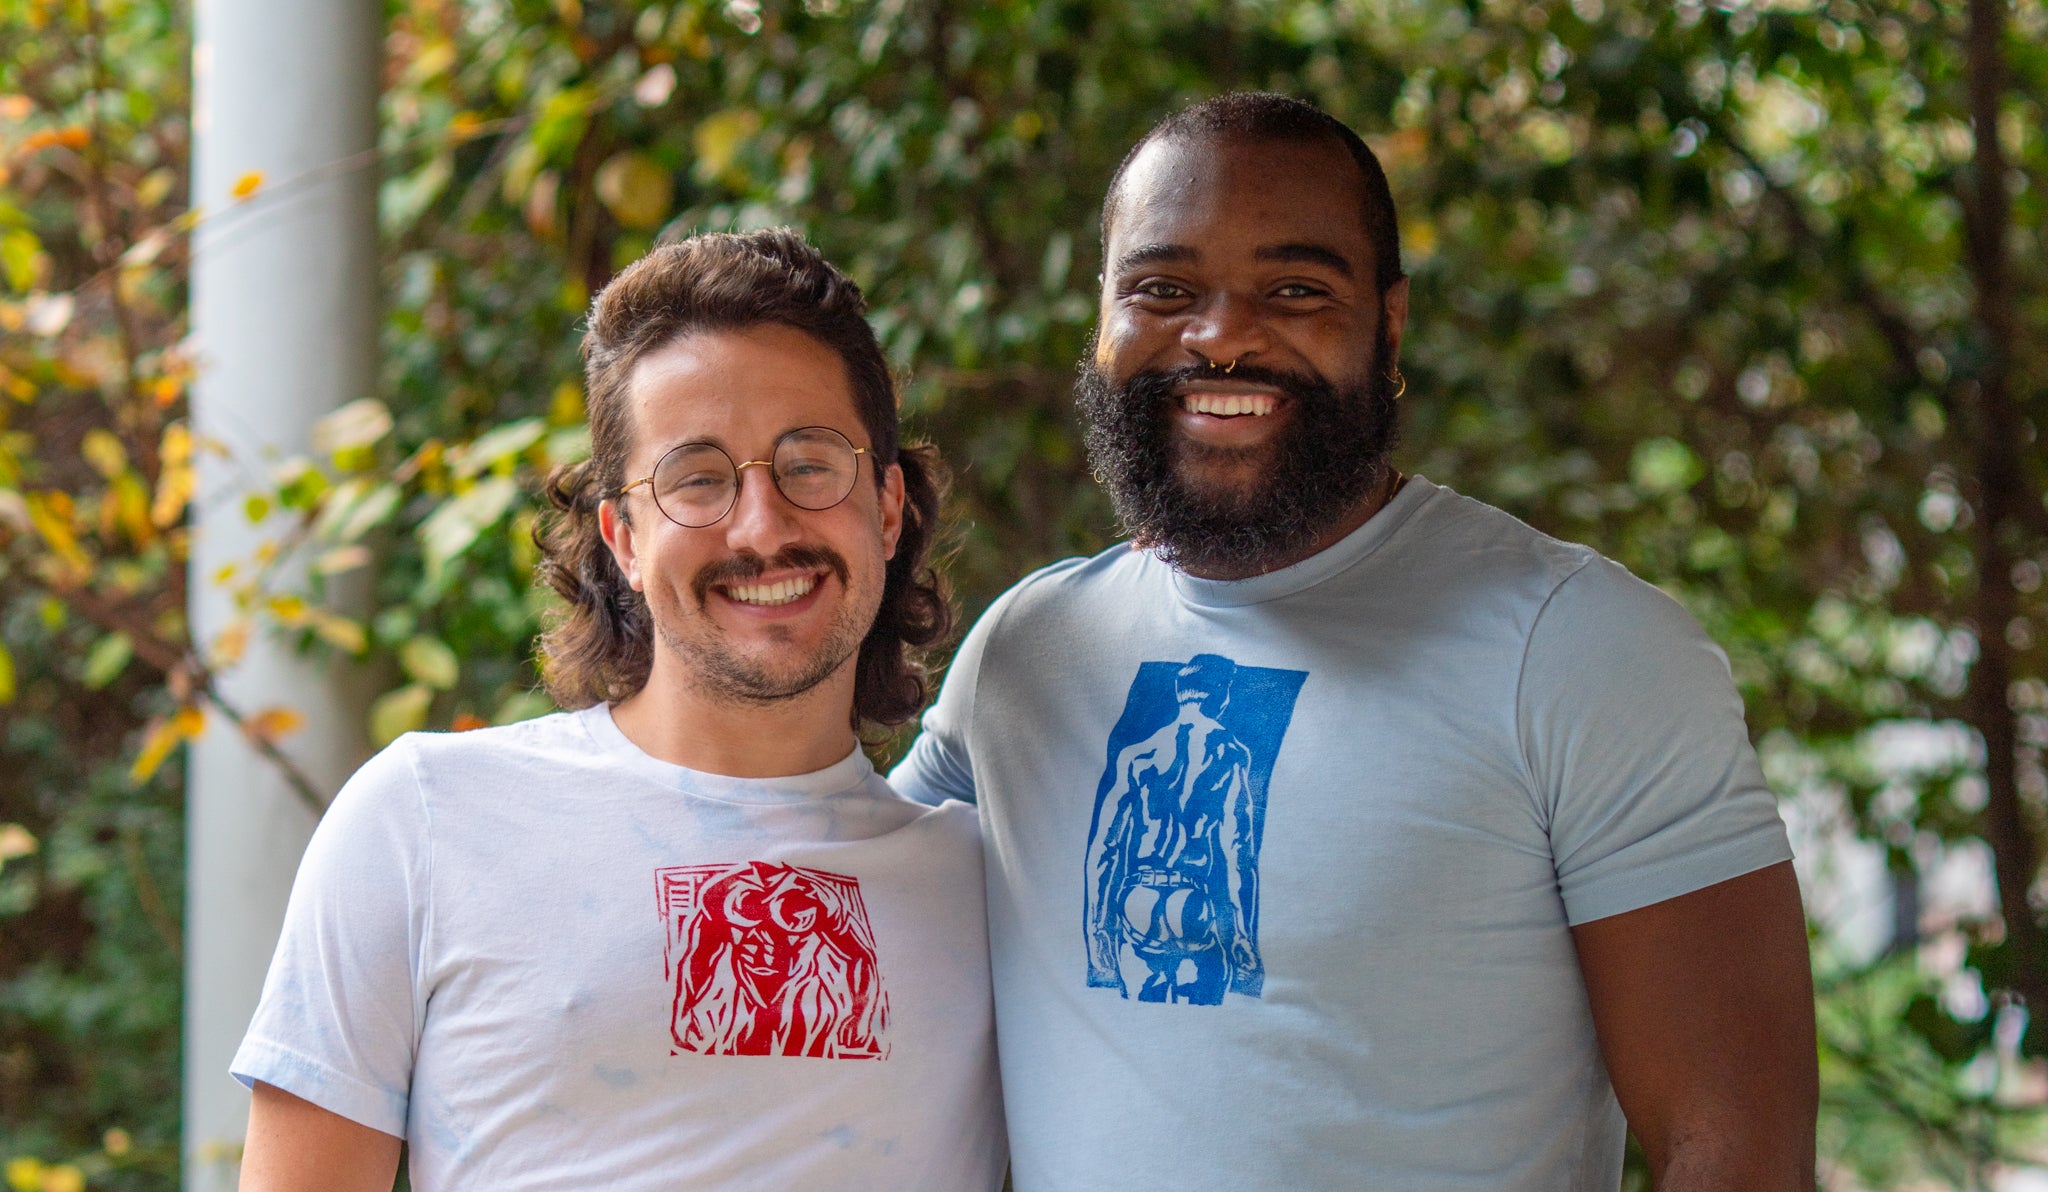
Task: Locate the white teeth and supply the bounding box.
[726,576,817,606]
[1185,393,1276,417]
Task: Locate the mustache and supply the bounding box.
[691,544,850,603]
[1130,360,1326,397]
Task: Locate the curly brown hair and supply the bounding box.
[534,228,952,729]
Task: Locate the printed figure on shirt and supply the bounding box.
[1083,654,1306,1004]
[659,861,890,1059]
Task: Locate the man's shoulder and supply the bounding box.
[1403,480,1601,582]
[377,706,596,790]
[969,542,1156,634]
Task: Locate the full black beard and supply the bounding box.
[1076,342,1400,578]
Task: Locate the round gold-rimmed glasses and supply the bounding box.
[616,425,871,529]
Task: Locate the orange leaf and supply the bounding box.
[230,170,265,200]
[246,706,305,743]
[451,713,490,732]
[129,706,203,784]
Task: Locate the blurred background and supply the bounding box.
[1,0,2044,1187]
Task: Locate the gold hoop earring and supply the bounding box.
[1388,367,1406,399]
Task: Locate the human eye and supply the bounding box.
[1127,278,1191,302]
[1270,280,1334,302]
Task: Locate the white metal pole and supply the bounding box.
[186,2,380,1187]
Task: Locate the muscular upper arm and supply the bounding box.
[240,1081,402,1192]
[1570,861,1816,1191]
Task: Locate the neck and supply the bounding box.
[1178,469,1407,582]
[607,658,861,778]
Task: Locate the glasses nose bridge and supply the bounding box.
[726,455,790,515]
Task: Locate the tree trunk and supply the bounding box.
[1960,0,2048,1024]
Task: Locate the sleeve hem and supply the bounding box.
[1562,827,1795,926]
[230,1037,408,1139]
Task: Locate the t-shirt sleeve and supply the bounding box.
[890,586,1012,807]
[229,737,429,1137]
[1519,559,1793,925]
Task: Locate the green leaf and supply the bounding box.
[1629,438,1703,495]
[453,418,546,479]
[0,227,41,291]
[82,633,133,690]
[369,684,434,747]
[493,689,556,726]
[314,479,403,544]
[418,476,519,583]
[400,636,460,690]
[311,398,395,456]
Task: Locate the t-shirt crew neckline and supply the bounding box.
[576,702,874,804]
[1166,474,1440,609]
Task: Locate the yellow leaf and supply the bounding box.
[314,544,372,575]
[449,110,486,140]
[692,109,761,183]
[5,1157,42,1191]
[25,490,90,578]
[129,712,193,783]
[208,620,250,668]
[80,428,127,479]
[595,152,673,230]
[0,640,13,704]
[265,594,308,625]
[175,705,206,737]
[113,471,153,546]
[151,423,194,527]
[246,706,305,743]
[230,170,265,200]
[40,1163,84,1192]
[0,822,36,862]
[305,609,367,654]
[370,684,433,746]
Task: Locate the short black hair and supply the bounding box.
[1100,92,1405,294]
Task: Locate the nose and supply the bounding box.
[719,461,805,557]
[1180,292,1271,369]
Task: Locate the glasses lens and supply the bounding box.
[651,444,739,527]
[773,428,861,511]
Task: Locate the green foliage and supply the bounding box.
[3,0,2045,1186]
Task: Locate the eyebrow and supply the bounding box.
[1111,241,1357,279]
[1254,243,1355,277]
[1111,243,1197,275]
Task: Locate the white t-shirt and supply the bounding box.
[893,477,1793,1191]
[234,704,1005,1191]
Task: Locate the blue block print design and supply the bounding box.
[1082,654,1306,1004]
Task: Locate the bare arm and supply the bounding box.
[240,1081,402,1192]
[1569,861,1817,1191]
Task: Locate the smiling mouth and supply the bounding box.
[721,575,819,606]
[1181,392,1279,417]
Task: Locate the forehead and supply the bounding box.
[624,324,863,460]
[1105,134,1375,274]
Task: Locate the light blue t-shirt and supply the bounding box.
[893,476,1792,1191]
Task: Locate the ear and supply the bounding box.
[1381,275,1411,364]
[598,497,644,591]
[877,462,906,561]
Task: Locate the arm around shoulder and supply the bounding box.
[241,1081,402,1192]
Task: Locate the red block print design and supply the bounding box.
[657,861,890,1059]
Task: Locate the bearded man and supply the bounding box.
[234,229,1003,1190]
[894,93,1816,1190]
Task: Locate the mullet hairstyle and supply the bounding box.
[535,227,953,729]
[1100,91,1407,295]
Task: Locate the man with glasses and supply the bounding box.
[233,229,1004,1190]
[895,93,1816,1189]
